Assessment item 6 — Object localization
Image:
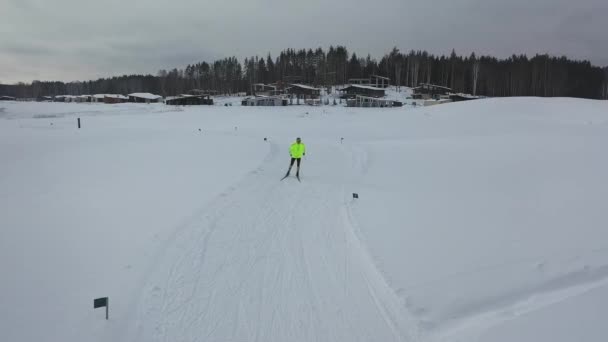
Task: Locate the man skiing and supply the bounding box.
[283,137,306,180]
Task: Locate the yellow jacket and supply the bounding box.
[290,142,306,158]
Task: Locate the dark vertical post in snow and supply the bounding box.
[77,117,81,129]
[106,298,109,320]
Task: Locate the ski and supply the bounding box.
[280,170,290,181]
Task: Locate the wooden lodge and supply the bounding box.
[92,94,106,103]
[128,93,162,103]
[340,84,385,98]
[346,95,402,108]
[285,84,321,100]
[449,93,481,102]
[252,83,284,96]
[75,95,93,103]
[166,94,213,106]
[346,75,390,88]
[104,95,129,104]
[370,75,390,88]
[242,96,288,106]
[412,83,453,99]
[348,78,371,85]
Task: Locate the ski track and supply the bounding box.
[127,140,419,342]
[429,264,608,341]
[341,141,608,341]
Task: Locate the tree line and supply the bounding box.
[2,46,607,99]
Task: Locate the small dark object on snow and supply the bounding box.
[264,137,267,141]
[353,193,359,199]
[198,128,202,132]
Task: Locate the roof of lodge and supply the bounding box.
[288,84,321,91]
[341,84,385,91]
[128,93,162,100]
[416,83,453,91]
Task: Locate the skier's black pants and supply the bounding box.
[289,157,301,168]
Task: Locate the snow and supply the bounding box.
[108,94,129,100]
[93,94,128,99]
[128,93,162,100]
[1,97,608,342]
[342,84,385,91]
[289,83,321,90]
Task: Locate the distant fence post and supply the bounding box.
[77,117,81,129]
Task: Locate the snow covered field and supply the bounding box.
[1,97,607,342]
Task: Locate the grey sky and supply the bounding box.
[1,0,606,84]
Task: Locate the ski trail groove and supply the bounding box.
[129,142,418,342]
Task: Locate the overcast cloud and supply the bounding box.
[1,0,606,83]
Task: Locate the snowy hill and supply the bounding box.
[1,98,608,342]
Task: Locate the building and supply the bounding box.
[449,93,481,102]
[91,94,129,103]
[340,85,385,98]
[104,95,129,104]
[0,96,16,101]
[166,94,213,105]
[304,98,322,106]
[285,84,321,100]
[75,95,92,103]
[242,96,288,106]
[370,75,390,88]
[252,83,283,96]
[412,83,453,99]
[346,95,401,108]
[346,75,391,88]
[53,95,67,102]
[128,93,162,103]
[92,94,107,103]
[64,95,78,103]
[347,78,371,85]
